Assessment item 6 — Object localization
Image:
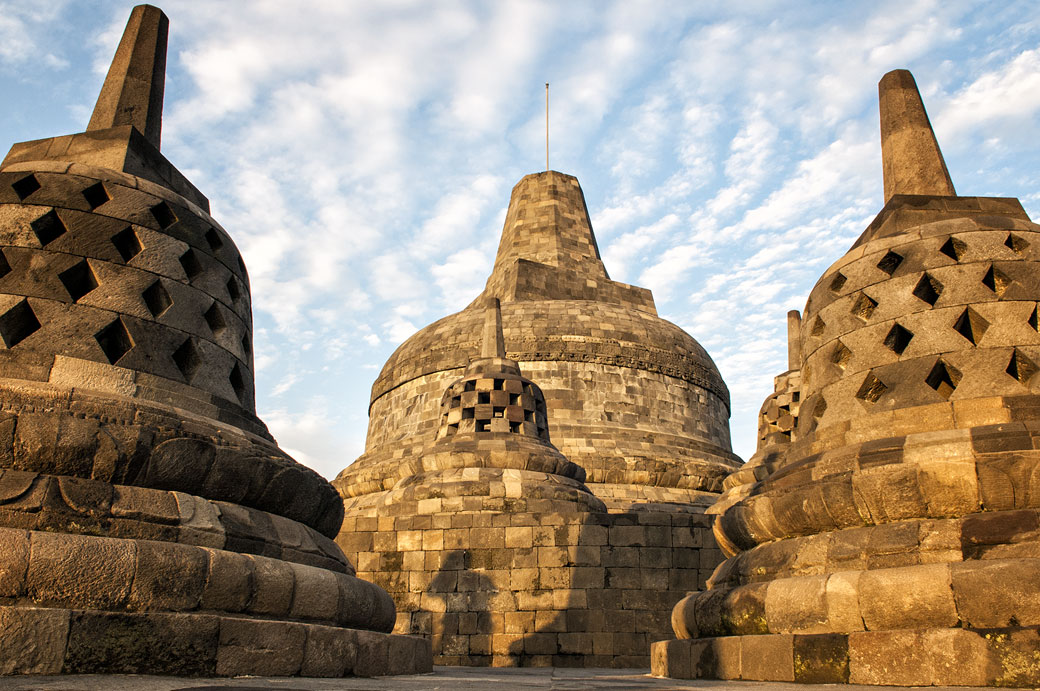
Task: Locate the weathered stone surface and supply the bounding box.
[216,618,305,677]
[0,607,69,674]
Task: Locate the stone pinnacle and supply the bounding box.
[87,4,168,148]
[879,69,956,202]
[481,297,506,359]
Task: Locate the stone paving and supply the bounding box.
[0,667,1001,690]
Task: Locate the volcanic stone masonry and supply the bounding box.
[652,69,1040,687]
[334,169,742,666]
[0,5,429,678]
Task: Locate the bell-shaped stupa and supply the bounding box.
[654,70,1040,687]
[0,5,429,677]
[335,171,739,666]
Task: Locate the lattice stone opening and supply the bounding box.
[81,182,110,210]
[912,273,943,306]
[172,337,201,382]
[1030,305,1039,333]
[877,251,904,275]
[204,227,223,251]
[953,307,988,345]
[241,333,250,357]
[95,317,133,364]
[940,236,967,261]
[11,174,40,201]
[1007,349,1038,384]
[925,359,961,400]
[982,264,1011,297]
[111,226,143,262]
[150,201,177,229]
[812,397,827,418]
[237,256,246,273]
[31,210,67,246]
[58,260,99,302]
[464,381,476,392]
[883,323,913,355]
[204,302,227,336]
[1005,233,1029,254]
[831,342,852,371]
[851,293,878,321]
[179,249,202,280]
[855,372,888,403]
[142,280,172,318]
[0,299,41,348]
[477,392,490,404]
[829,273,847,292]
[226,277,240,302]
[811,316,825,337]
[0,250,11,279]
[230,362,247,403]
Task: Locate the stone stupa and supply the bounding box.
[653,70,1040,687]
[335,170,741,666]
[0,5,429,677]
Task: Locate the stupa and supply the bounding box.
[0,5,429,677]
[335,170,741,665]
[653,70,1040,687]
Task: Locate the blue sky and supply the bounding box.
[2,1,1039,480]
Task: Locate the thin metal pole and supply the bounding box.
[545,82,549,172]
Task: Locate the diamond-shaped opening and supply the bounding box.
[1007,348,1038,384]
[831,341,852,371]
[94,317,133,364]
[982,264,1011,297]
[811,316,825,337]
[851,293,878,321]
[1005,233,1029,254]
[237,256,246,273]
[172,338,201,382]
[111,226,143,262]
[925,359,962,400]
[883,323,913,355]
[204,227,223,251]
[939,236,966,261]
[0,250,11,279]
[81,182,109,210]
[179,249,202,280]
[150,201,177,229]
[0,299,41,348]
[855,372,888,403]
[230,363,246,403]
[204,302,227,336]
[1030,305,1039,333]
[829,273,847,293]
[912,273,943,306]
[58,260,99,302]
[953,307,988,345]
[241,333,250,356]
[812,397,827,418]
[876,250,904,276]
[30,210,66,246]
[11,174,40,201]
[142,280,173,318]
[226,277,240,302]
[1007,349,1038,384]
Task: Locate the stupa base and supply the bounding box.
[0,606,431,678]
[651,626,1040,686]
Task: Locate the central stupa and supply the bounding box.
[334,170,741,666]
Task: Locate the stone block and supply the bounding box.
[858,563,957,630]
[27,531,135,609]
[793,633,849,683]
[650,638,690,678]
[0,528,29,597]
[765,575,828,633]
[128,539,206,611]
[848,628,991,686]
[951,558,1040,627]
[67,611,218,676]
[301,626,355,677]
[217,618,305,676]
[0,606,69,674]
[740,634,794,681]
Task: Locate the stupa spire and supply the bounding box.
[879,69,955,202]
[481,297,506,359]
[87,4,168,148]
